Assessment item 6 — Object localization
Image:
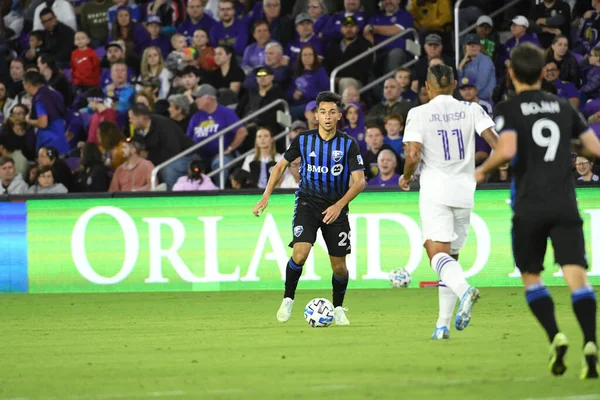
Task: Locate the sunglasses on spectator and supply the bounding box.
[256,71,271,77]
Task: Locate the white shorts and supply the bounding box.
[419,200,471,255]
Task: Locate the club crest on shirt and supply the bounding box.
[294,225,304,237]
[332,150,344,162]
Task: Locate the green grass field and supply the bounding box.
[1,287,599,400]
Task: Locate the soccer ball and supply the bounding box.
[304,298,335,328]
[389,268,411,288]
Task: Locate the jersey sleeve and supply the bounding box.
[492,101,518,135]
[35,102,48,118]
[402,108,423,143]
[283,135,301,162]
[348,138,365,172]
[472,102,495,135]
[570,103,589,138]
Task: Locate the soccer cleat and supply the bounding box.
[548,332,568,376]
[581,341,599,379]
[276,297,294,322]
[334,307,350,325]
[455,287,480,331]
[431,326,450,340]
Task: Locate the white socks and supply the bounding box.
[431,252,470,300]
[436,282,457,328]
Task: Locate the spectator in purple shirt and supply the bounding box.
[241,20,275,75]
[287,44,329,120]
[343,102,367,153]
[306,0,330,39]
[146,15,172,59]
[363,0,414,75]
[210,0,249,58]
[367,149,400,187]
[285,13,324,68]
[108,5,151,58]
[186,84,248,185]
[108,0,141,31]
[503,16,541,66]
[243,42,290,90]
[235,0,263,26]
[322,0,367,42]
[100,41,138,87]
[257,0,294,46]
[580,46,600,102]
[544,60,580,109]
[177,0,216,45]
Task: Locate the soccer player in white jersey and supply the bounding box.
[399,65,498,339]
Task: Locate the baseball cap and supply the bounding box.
[459,76,477,89]
[192,84,217,99]
[295,13,312,25]
[342,15,357,26]
[291,120,307,131]
[105,41,125,52]
[476,15,493,27]
[305,101,317,113]
[425,33,442,45]
[464,34,480,45]
[146,15,162,25]
[255,65,274,77]
[85,87,105,102]
[511,15,529,28]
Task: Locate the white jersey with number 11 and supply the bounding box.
[404,95,495,209]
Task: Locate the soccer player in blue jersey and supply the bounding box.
[253,91,366,325]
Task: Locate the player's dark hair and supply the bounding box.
[316,91,341,110]
[129,103,152,118]
[510,43,546,85]
[23,70,46,87]
[187,159,205,184]
[427,64,454,92]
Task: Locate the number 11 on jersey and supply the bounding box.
[438,129,465,160]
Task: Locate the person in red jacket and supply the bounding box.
[71,31,101,92]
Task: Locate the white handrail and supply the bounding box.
[330,27,419,93]
[150,99,290,190]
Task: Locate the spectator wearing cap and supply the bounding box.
[208,45,246,94]
[140,46,172,99]
[108,1,142,31]
[322,0,367,41]
[575,156,600,183]
[86,88,118,145]
[258,0,294,47]
[305,0,330,39]
[146,16,172,59]
[210,0,249,58]
[103,62,136,116]
[167,94,192,133]
[367,78,414,126]
[288,44,329,120]
[475,16,501,64]
[530,0,571,49]
[0,135,28,178]
[363,0,414,75]
[109,134,155,192]
[458,34,496,101]
[367,149,400,187]
[128,103,193,190]
[33,0,76,32]
[108,5,151,59]
[39,8,75,66]
[241,20,277,75]
[80,0,111,47]
[289,120,306,141]
[325,15,373,87]
[177,0,216,44]
[286,13,324,68]
[0,156,28,195]
[100,41,138,87]
[236,65,285,150]
[187,84,248,185]
[546,36,580,87]
[457,77,493,165]
[304,101,318,130]
[23,71,69,155]
[576,3,600,55]
[503,16,541,66]
[247,42,291,90]
[408,0,451,34]
[544,60,580,108]
[411,33,455,91]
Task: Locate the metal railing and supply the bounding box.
[150,99,291,190]
[207,128,291,179]
[330,28,420,93]
[454,0,529,69]
[359,36,421,95]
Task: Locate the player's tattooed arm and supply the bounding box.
[402,141,422,180]
[252,157,291,217]
[481,128,498,150]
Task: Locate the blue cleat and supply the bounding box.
[455,287,480,331]
[431,326,450,340]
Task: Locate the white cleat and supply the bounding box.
[431,326,450,340]
[455,287,480,331]
[334,306,350,325]
[276,297,294,322]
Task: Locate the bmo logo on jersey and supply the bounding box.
[306,164,345,176]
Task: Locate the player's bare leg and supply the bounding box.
[425,241,479,333]
[521,272,568,376]
[562,265,598,379]
[277,243,311,322]
[330,255,350,325]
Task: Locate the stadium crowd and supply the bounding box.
[0,0,599,195]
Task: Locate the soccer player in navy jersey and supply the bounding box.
[253,91,366,325]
